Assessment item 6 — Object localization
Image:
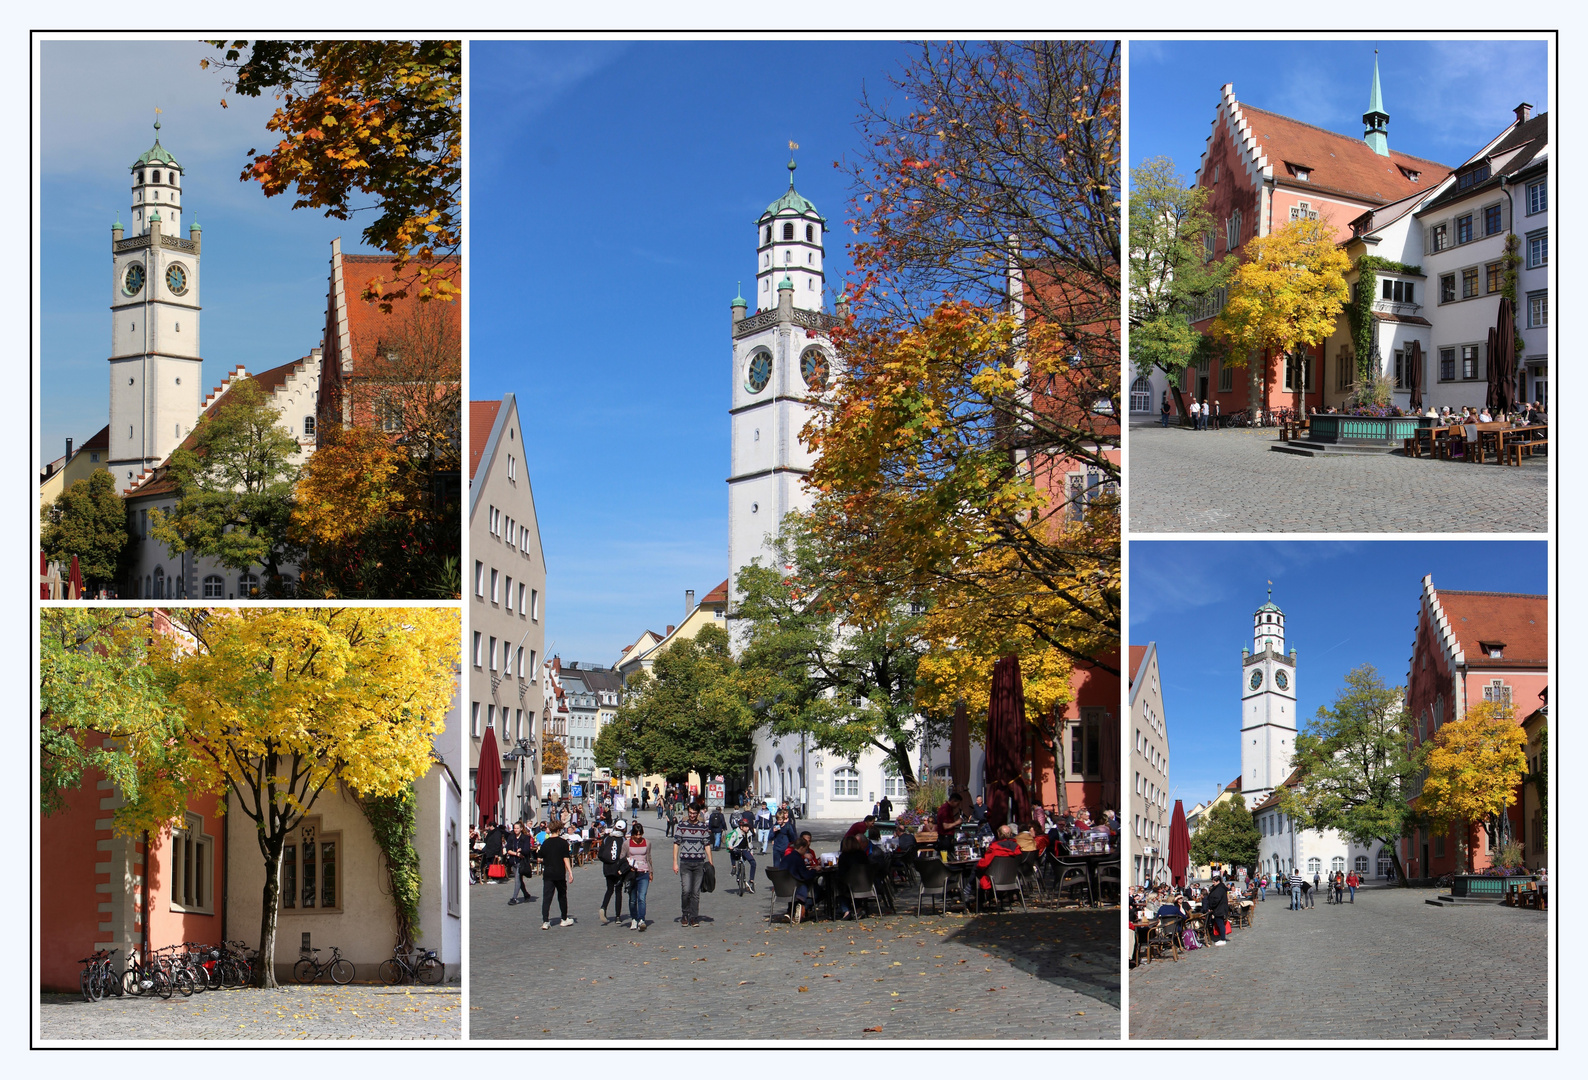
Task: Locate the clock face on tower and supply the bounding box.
[1249,669,1263,690]
[123,263,145,296]
[1275,670,1289,690]
[166,263,189,296]
[800,348,828,390]
[746,351,771,394]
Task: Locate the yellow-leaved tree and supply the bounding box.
[157,607,458,986]
[1211,217,1350,418]
[1416,700,1527,874]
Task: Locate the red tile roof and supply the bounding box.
[1237,103,1451,206]
[1129,644,1148,684]
[1436,589,1547,668]
[701,579,729,605]
[469,400,502,482]
[338,254,461,378]
[79,425,110,452]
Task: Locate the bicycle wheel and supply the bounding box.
[376,958,404,985]
[292,958,318,983]
[122,967,143,997]
[173,970,195,997]
[186,963,207,994]
[329,959,355,985]
[415,957,443,986]
[152,971,173,1000]
[103,965,124,998]
[80,967,95,1003]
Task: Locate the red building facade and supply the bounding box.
[1402,575,1547,879]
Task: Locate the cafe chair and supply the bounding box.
[843,862,882,920]
[1097,860,1121,907]
[765,867,800,925]
[915,858,950,916]
[1146,916,1183,963]
[986,855,1028,913]
[1016,850,1045,902]
[1051,857,1095,907]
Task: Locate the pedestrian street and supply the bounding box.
[1128,885,1547,1040]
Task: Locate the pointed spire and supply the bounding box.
[1367,52,1384,116]
[1363,50,1390,156]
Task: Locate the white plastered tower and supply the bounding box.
[107,117,204,486]
[1241,589,1299,809]
[727,158,839,607]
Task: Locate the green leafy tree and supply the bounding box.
[40,609,192,828]
[150,379,302,590]
[201,40,461,309]
[598,625,755,783]
[1128,157,1235,388]
[1190,796,1260,871]
[734,526,934,786]
[41,469,131,594]
[1275,665,1417,883]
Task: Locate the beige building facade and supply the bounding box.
[1129,643,1172,886]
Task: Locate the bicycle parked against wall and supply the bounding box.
[78,949,123,1002]
[376,945,444,986]
[219,940,257,988]
[293,945,355,985]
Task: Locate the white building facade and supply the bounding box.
[1129,643,1172,886]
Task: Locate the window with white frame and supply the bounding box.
[1528,292,1548,329]
[530,589,539,620]
[1129,377,1151,413]
[516,646,525,678]
[238,573,259,598]
[508,454,516,481]
[1461,344,1480,381]
[1227,209,1242,248]
[487,704,496,734]
[281,819,341,912]
[170,813,214,913]
[831,767,861,799]
[1483,680,1512,705]
[1527,231,1547,268]
[1307,857,1321,875]
[1431,223,1448,252]
[491,568,499,604]
[472,631,483,667]
[1289,201,1318,222]
[1331,856,1346,874]
[505,577,514,612]
[881,764,908,800]
[488,636,497,671]
[471,701,480,736]
[517,583,527,615]
[474,561,484,596]
[1282,352,1313,392]
[202,574,225,599]
[1526,179,1546,216]
[1355,855,1369,873]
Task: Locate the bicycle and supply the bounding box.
[376,945,444,986]
[78,949,122,1002]
[731,851,751,896]
[219,940,256,988]
[293,946,355,985]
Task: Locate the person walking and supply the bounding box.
[1288,869,1304,911]
[755,804,773,854]
[672,802,715,928]
[507,821,537,907]
[1310,870,1320,908]
[708,806,727,850]
[767,807,797,863]
[1346,870,1359,903]
[538,818,575,929]
[1160,391,1172,427]
[1206,875,1230,947]
[665,799,677,838]
[597,820,629,925]
[1213,399,1222,429]
[1187,397,1199,430]
[624,822,654,931]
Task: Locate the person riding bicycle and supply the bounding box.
[726,817,756,892]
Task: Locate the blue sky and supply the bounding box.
[1129,39,1550,184]
[468,40,914,663]
[38,39,389,466]
[1129,540,1547,810]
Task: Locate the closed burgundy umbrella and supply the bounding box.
[950,699,970,798]
[1168,799,1191,887]
[985,655,1026,825]
[476,726,503,828]
[1495,296,1519,414]
[68,555,83,600]
[1485,324,1502,415]
[1407,340,1424,412]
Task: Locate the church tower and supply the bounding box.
[1362,51,1390,157]
[1241,588,1299,808]
[107,116,204,485]
[727,158,839,607]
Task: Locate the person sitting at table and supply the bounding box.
[1206,875,1230,947]
[778,836,818,923]
[975,824,1023,892]
[834,834,872,919]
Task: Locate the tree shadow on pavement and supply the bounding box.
[941,909,1119,1010]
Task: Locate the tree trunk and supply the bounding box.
[1247,352,1262,422]
[1380,838,1408,886]
[256,833,285,988]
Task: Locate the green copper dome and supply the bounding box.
[131,118,181,170]
[778,274,794,290]
[759,158,824,222]
[1257,601,1282,614]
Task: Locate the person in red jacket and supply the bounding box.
[975,824,1023,890]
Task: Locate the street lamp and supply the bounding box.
[616,750,629,812]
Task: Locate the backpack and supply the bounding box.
[599,834,623,867]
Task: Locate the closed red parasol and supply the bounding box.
[476,726,502,828]
[985,655,1026,826]
[1168,799,1191,887]
[950,699,970,798]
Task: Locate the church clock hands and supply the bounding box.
[1250,669,1263,690]
[123,263,145,296]
[1275,670,1288,690]
[166,262,189,296]
[746,351,771,393]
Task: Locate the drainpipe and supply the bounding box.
[220,792,230,946]
[141,830,152,958]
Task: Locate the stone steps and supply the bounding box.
[1270,441,1403,457]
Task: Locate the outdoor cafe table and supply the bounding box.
[1051,847,1117,907]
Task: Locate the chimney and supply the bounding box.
[66,437,74,460]
[1515,102,1533,124]
[666,625,675,637]
[686,589,696,614]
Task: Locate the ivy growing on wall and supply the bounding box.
[357,782,423,952]
[1347,256,1425,385]
[1501,233,1527,359]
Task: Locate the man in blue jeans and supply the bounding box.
[673,803,715,928]
[1288,870,1304,910]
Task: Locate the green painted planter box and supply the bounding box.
[1452,873,1536,898]
[1306,414,1433,446]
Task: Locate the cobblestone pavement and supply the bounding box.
[39,984,462,1041]
[470,840,1120,1040]
[1129,887,1548,1040]
[1128,422,1547,532]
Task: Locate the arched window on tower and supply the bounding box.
[782,222,794,240]
[138,171,145,184]
[153,170,160,183]
[805,224,813,242]
[764,226,771,244]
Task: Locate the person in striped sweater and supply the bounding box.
[1288,870,1305,910]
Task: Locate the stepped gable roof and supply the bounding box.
[1417,112,1549,216]
[469,400,502,481]
[1236,102,1451,205]
[1434,589,1547,668]
[336,252,460,376]
[1129,645,1148,683]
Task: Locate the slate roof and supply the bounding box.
[1435,589,1547,669]
[1416,112,1549,216]
[1237,103,1451,205]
